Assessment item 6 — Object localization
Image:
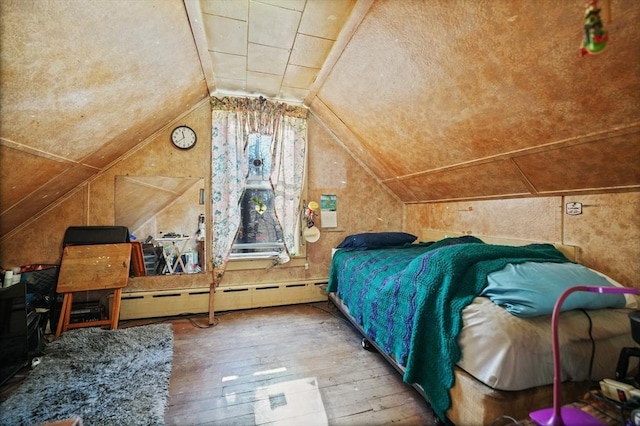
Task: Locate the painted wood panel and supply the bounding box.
[406,192,640,289]
[563,192,640,288]
[515,133,640,193]
[317,1,640,179]
[0,1,208,239]
[394,160,531,202]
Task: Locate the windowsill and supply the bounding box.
[225,256,307,271]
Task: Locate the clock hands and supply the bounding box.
[174,129,186,144]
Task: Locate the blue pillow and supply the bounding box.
[481,261,626,317]
[336,232,417,250]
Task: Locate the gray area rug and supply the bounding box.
[0,323,173,426]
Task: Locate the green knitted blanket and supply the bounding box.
[328,238,570,421]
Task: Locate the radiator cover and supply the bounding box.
[113,281,328,320]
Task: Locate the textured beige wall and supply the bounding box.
[406,192,640,288]
[0,100,213,290]
[306,113,405,278]
[7,97,634,292]
[0,190,86,269]
[0,1,208,239]
[563,192,640,288]
[414,197,563,242]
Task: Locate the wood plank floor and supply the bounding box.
[163,302,439,426]
[0,302,440,425]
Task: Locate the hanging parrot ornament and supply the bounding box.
[580,0,609,56]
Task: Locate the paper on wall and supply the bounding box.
[320,194,337,228]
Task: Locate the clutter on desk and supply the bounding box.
[2,267,19,287]
[149,232,201,275]
[159,232,186,238]
[127,231,203,275]
[195,214,206,242]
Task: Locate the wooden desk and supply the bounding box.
[55,243,131,337]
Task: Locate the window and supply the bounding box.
[229,133,300,261]
[210,98,308,279]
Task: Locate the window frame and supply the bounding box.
[227,132,308,268]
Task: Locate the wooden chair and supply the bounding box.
[130,241,146,276]
[55,243,131,337]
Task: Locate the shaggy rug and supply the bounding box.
[0,323,173,426]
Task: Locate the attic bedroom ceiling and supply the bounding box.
[1,0,639,240]
[192,0,357,101]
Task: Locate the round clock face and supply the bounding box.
[171,125,197,150]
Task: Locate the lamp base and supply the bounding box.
[529,406,604,426]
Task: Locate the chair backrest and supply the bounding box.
[62,226,130,247]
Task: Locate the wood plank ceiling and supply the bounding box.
[194,0,357,102]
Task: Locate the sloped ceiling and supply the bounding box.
[308,0,640,202]
[1,0,639,240]
[0,0,208,238]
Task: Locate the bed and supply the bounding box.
[327,230,638,425]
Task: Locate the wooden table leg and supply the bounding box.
[110,288,123,330]
[55,293,72,338]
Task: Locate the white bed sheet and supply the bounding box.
[456,296,637,391]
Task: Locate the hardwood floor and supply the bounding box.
[163,302,439,426]
[0,302,439,425]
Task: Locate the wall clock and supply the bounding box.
[170,125,197,150]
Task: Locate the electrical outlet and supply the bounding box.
[600,378,636,402]
[566,202,582,215]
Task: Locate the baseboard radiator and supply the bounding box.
[115,281,328,320]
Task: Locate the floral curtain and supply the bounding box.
[270,115,307,264]
[210,108,247,284]
[210,97,308,285]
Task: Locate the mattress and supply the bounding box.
[457,296,637,391]
[328,237,639,420]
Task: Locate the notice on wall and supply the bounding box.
[320,194,337,228]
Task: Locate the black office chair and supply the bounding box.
[62,226,130,248]
[615,310,640,387]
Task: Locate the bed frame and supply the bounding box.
[329,230,588,425]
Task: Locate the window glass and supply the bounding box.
[247,133,272,182]
[230,134,285,260]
